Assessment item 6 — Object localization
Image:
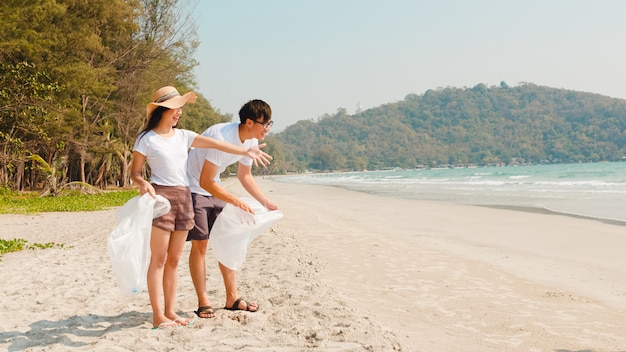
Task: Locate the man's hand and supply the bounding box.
[262,199,279,211]
[232,197,255,214]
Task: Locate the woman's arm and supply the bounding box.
[130,151,155,197]
[191,135,272,166]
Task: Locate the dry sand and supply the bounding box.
[1,177,625,351]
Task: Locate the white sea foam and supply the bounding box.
[279,162,626,222]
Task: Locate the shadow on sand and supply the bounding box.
[0,311,151,351]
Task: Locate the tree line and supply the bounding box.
[273,82,626,172]
[0,0,236,194]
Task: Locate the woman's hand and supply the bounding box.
[246,143,273,167]
[139,182,156,198]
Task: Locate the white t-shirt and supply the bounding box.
[187,122,257,196]
[133,129,197,186]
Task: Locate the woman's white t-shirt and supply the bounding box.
[133,129,197,186]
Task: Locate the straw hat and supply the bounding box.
[146,86,197,120]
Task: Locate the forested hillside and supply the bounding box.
[273,83,626,172]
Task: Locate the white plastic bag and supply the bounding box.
[210,197,283,270]
[107,193,170,295]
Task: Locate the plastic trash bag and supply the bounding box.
[210,197,284,271]
[107,193,170,295]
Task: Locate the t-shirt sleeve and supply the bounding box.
[238,139,258,167]
[182,129,198,149]
[133,134,148,156]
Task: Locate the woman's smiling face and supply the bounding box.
[163,107,183,127]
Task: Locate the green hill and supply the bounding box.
[273,82,626,172]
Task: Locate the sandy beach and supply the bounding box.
[1,177,626,351]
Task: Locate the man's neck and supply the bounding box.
[238,123,252,143]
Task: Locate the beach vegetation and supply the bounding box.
[0,237,70,261]
[0,189,138,214]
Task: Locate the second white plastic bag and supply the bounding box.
[210,197,283,270]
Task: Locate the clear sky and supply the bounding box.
[192,0,626,132]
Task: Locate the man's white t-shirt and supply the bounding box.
[133,129,197,186]
[187,122,257,196]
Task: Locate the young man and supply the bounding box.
[186,99,279,318]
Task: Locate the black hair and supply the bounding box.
[238,99,272,124]
[138,106,171,140]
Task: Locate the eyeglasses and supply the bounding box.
[251,119,274,129]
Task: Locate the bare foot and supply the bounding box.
[166,315,190,326]
[152,318,182,329]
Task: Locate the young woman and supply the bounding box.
[130,86,270,329]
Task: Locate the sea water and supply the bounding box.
[275,162,626,223]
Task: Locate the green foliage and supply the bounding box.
[0,61,62,188]
[27,154,53,175]
[0,0,209,191]
[276,83,626,171]
[0,186,12,197]
[0,238,27,254]
[0,237,70,261]
[0,189,138,214]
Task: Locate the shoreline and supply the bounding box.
[268,162,626,226]
[271,175,626,227]
[478,204,626,227]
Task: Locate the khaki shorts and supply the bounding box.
[151,184,195,232]
[187,193,227,241]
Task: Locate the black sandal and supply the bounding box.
[194,305,215,318]
[225,298,258,312]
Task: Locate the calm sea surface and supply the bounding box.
[275,162,626,223]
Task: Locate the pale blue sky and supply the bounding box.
[193,1,626,131]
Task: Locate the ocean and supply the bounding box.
[274,162,626,224]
